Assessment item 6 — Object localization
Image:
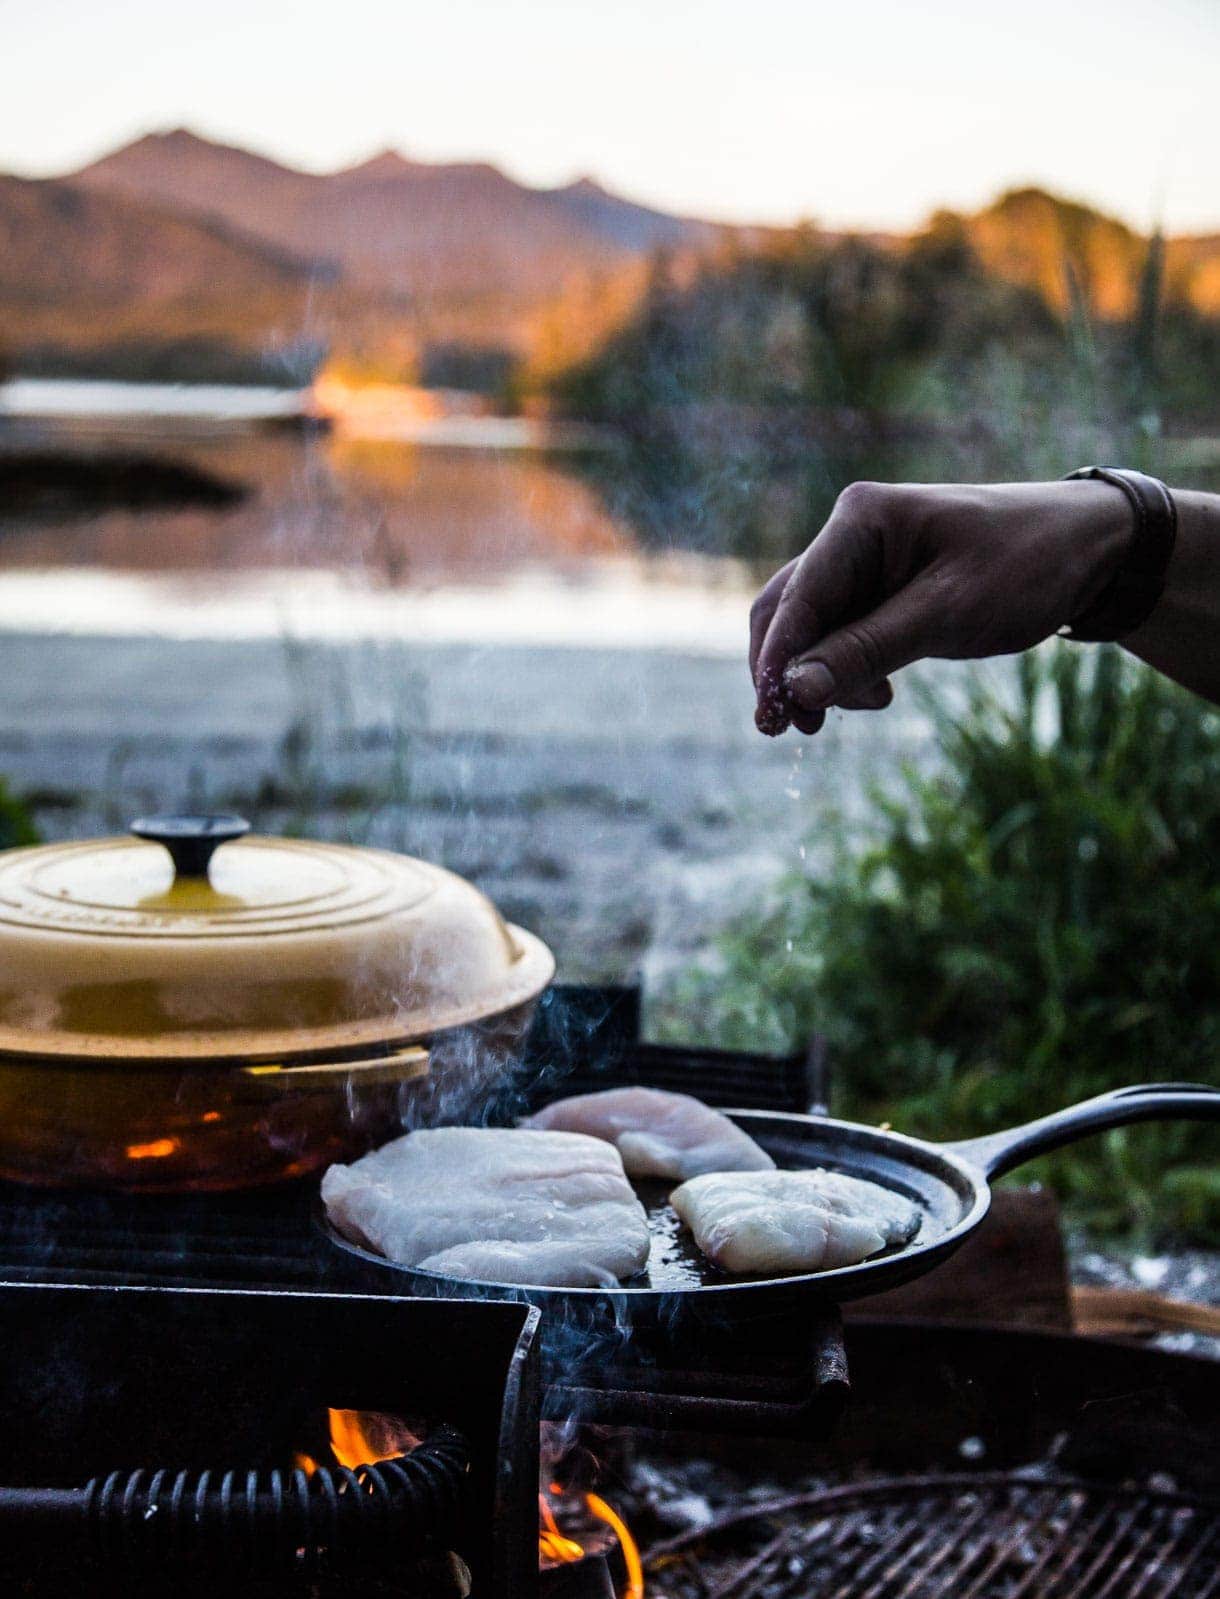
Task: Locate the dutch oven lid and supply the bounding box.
[0,815,554,1063]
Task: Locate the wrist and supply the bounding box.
[1122,488,1220,703]
[1125,489,1210,643]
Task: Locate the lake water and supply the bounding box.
[0,384,757,651]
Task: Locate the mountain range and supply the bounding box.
[1,126,1216,385]
[73,129,718,303]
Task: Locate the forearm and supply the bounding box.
[1123,490,1220,704]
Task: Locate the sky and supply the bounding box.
[0,0,1216,234]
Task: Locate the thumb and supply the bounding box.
[783,588,933,712]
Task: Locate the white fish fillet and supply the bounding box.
[785,1168,922,1248]
[322,1127,650,1287]
[670,1169,920,1275]
[525,1087,775,1180]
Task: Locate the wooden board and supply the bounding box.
[844,1187,1072,1332]
[1071,1284,1220,1339]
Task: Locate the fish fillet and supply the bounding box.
[525,1087,775,1180]
[322,1127,650,1287]
[781,1168,922,1248]
[670,1169,920,1275]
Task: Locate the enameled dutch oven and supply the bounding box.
[0,814,554,1192]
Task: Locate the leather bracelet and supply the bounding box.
[1061,466,1177,642]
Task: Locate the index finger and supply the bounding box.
[748,557,797,686]
[754,490,885,702]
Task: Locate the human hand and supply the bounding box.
[749,479,1132,735]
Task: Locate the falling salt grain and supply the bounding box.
[785,939,793,953]
[785,787,801,800]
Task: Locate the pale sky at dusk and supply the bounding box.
[1,0,1215,233]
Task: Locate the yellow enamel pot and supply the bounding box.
[0,815,553,1191]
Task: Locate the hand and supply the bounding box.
[749,479,1132,735]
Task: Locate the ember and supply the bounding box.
[123,1137,180,1160]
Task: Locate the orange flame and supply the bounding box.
[538,1486,645,1595]
[538,1494,585,1564]
[124,1137,180,1160]
[326,1408,422,1469]
[586,1492,644,1599]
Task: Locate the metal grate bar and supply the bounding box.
[1124,1512,1205,1599]
[646,1478,1220,1599]
[1183,1528,1220,1599]
[708,1527,797,1599]
[1149,1520,1219,1599]
[1004,1499,1117,1599]
[773,1514,871,1599]
[825,1510,931,1599]
[866,1499,994,1599]
[956,1487,1068,1599]
[893,1501,1002,1599]
[1061,1501,1148,1599]
[1089,1508,1172,1599]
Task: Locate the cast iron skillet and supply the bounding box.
[322,1082,1220,1325]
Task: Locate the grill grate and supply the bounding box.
[0,1185,334,1290]
[644,1475,1220,1599]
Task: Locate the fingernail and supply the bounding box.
[785,661,836,709]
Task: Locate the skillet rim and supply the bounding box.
[318,1108,995,1305]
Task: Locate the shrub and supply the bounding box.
[0,782,38,851]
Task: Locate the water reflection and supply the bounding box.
[0,429,634,584]
[7,398,1212,645]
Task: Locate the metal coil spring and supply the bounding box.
[81,1424,469,1574]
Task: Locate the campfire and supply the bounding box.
[294,1408,646,1594]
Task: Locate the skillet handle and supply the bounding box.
[942,1081,1220,1180]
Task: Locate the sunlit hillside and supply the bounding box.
[0,129,1216,391]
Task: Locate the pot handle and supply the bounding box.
[131,814,250,880]
[942,1082,1220,1180]
[236,1046,430,1098]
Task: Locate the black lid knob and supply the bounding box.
[130,814,251,881]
